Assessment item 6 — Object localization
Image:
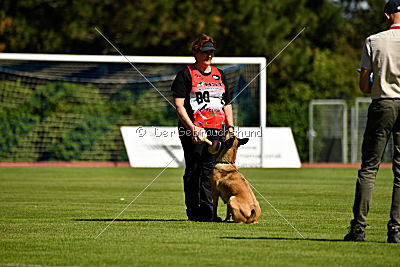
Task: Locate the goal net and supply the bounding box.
[0,54,266,162]
[309,98,393,164]
[309,100,348,163]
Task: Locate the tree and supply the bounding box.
[0,0,376,161]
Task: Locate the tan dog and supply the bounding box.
[210,134,261,223]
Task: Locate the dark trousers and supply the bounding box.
[180,132,218,221]
[352,99,400,229]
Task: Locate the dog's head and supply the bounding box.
[210,132,249,163]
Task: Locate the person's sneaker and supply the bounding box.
[344,224,365,241]
[387,226,400,243]
[187,216,200,222]
[212,216,223,222]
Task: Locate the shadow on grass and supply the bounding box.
[220,236,385,243]
[72,218,187,222]
[220,236,341,242]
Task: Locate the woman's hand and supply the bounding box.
[192,125,204,144]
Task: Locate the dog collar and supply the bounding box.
[215,161,234,164]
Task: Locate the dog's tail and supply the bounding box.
[247,209,256,223]
[250,209,255,217]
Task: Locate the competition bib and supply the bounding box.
[187,65,226,129]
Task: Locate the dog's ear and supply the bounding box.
[238,138,249,147]
[224,137,235,149]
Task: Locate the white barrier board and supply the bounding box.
[121,126,301,168]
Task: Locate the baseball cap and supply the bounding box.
[384,0,400,14]
[200,41,216,52]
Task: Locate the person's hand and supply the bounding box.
[228,126,235,137]
[192,125,205,144]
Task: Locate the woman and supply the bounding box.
[171,34,234,221]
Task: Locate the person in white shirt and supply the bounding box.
[345,0,400,243]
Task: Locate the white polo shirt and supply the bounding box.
[360,24,400,99]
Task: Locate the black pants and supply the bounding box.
[352,99,400,229]
[179,129,219,221]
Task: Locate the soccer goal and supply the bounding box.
[309,100,348,163]
[0,53,268,164]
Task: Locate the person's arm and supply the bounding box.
[360,37,372,94]
[223,104,234,133]
[174,98,202,143]
[359,68,372,94]
[171,68,203,143]
[220,69,234,133]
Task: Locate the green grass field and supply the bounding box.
[0,167,399,266]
